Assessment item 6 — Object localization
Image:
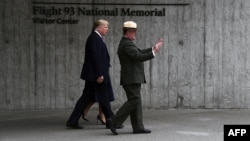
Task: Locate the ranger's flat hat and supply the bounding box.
[123,21,137,29]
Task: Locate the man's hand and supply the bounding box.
[153,39,164,54]
[96,75,104,84]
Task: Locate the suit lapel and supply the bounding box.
[93,32,110,63]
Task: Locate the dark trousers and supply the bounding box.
[113,84,144,131]
[66,81,113,126]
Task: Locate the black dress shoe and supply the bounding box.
[133,129,151,134]
[107,119,118,135]
[106,124,124,129]
[115,124,124,129]
[66,123,84,129]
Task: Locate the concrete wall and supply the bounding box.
[1,0,250,111]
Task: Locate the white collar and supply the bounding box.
[95,31,102,38]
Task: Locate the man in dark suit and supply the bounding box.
[109,21,163,135]
[66,19,114,129]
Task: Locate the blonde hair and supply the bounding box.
[92,19,109,31]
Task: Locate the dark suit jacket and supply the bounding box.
[117,37,154,85]
[80,31,111,83]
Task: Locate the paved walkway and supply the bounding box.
[1,109,250,141]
